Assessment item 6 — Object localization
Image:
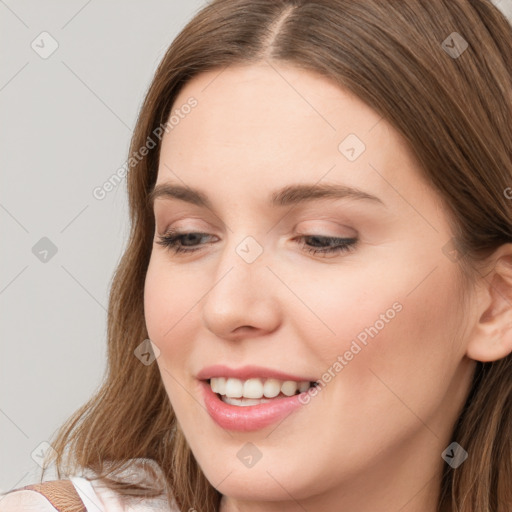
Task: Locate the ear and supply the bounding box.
[465,243,512,362]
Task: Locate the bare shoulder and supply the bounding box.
[0,490,58,511]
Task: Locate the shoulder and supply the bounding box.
[0,459,179,512]
[0,489,59,511]
[0,479,85,512]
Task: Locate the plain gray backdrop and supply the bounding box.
[0,0,206,492]
[1,0,511,495]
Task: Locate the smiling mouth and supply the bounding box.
[207,377,318,406]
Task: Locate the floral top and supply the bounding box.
[0,458,180,512]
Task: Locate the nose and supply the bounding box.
[201,239,282,341]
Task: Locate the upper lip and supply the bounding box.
[197,364,316,382]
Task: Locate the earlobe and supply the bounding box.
[465,243,512,363]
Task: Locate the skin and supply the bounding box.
[143,61,512,512]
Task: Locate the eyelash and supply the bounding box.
[156,230,358,256]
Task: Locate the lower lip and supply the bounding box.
[200,381,308,432]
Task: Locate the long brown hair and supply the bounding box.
[41,1,512,511]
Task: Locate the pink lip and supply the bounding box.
[196,364,316,382]
[200,380,308,431]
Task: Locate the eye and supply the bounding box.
[156,229,357,257]
[156,229,216,254]
[294,235,358,256]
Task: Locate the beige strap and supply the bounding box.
[6,480,87,512]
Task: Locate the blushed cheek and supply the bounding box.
[143,273,168,347]
[144,261,197,350]
[339,272,461,426]
[144,268,196,411]
[299,274,405,368]
[143,264,212,423]
[311,259,460,397]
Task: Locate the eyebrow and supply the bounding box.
[148,181,385,210]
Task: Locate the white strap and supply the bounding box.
[69,477,104,512]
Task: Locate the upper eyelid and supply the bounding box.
[156,225,355,237]
[153,211,357,230]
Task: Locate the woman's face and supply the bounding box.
[144,62,477,510]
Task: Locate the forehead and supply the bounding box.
[156,62,423,202]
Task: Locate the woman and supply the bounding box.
[1,0,511,511]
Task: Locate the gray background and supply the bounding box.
[0,0,206,492]
[1,0,511,495]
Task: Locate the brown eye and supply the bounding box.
[156,230,217,254]
[295,235,358,256]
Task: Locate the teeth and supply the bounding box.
[298,381,310,393]
[281,380,299,396]
[211,377,226,394]
[243,378,263,398]
[223,396,272,406]
[263,378,281,398]
[210,377,312,399]
[225,378,243,398]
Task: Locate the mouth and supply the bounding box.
[207,377,319,406]
[198,367,319,431]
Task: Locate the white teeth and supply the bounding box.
[263,378,281,398]
[211,377,226,394]
[281,380,299,396]
[243,378,264,399]
[223,396,272,406]
[225,378,243,398]
[210,377,312,400]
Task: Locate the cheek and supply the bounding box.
[144,256,200,350]
[144,257,204,419]
[360,272,459,426]
[143,257,207,420]
[284,260,407,365]
[293,256,461,421]
[361,262,461,379]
